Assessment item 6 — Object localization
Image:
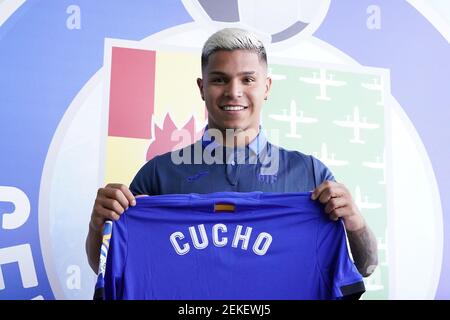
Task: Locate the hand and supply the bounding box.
[311,181,365,232]
[90,183,136,232]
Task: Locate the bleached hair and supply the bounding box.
[201,28,267,71]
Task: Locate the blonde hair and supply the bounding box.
[201,28,267,71]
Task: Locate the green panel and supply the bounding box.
[262,63,389,300]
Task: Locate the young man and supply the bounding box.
[86,28,378,278]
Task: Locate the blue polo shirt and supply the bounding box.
[130,127,335,195]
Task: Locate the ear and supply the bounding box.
[197,78,205,101]
[264,76,272,100]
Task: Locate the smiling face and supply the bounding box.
[197,49,272,141]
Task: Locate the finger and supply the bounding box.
[318,185,348,204]
[105,183,127,189]
[101,198,125,215]
[329,213,339,221]
[311,180,336,200]
[91,206,120,231]
[330,206,348,219]
[324,197,347,214]
[103,186,134,209]
[317,184,346,204]
[97,205,121,221]
[93,201,121,219]
[105,184,136,206]
[318,188,333,204]
[118,184,137,206]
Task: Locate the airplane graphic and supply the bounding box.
[354,186,382,210]
[362,150,386,184]
[313,143,348,167]
[268,68,286,80]
[333,106,379,144]
[361,77,384,106]
[299,68,346,101]
[269,100,317,138]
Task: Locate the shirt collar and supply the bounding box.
[201,125,268,156]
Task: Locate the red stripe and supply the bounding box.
[108,47,155,139]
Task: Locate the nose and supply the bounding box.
[224,79,243,98]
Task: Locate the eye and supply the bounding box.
[211,77,225,84]
[243,77,255,84]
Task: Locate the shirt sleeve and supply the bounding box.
[316,218,366,300]
[129,157,157,196]
[104,213,128,300]
[310,155,336,188]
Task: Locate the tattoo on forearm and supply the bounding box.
[347,226,379,277]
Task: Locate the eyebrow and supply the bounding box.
[208,71,257,76]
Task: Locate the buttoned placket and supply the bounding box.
[225,147,245,186]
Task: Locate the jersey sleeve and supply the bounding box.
[316,218,366,300]
[104,213,129,300]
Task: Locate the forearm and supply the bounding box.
[346,225,379,277]
[85,222,102,274]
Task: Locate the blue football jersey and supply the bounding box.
[97,192,365,300]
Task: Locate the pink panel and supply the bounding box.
[108,47,155,139]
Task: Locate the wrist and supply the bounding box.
[89,219,102,233]
[343,213,366,232]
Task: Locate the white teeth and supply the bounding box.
[221,106,246,111]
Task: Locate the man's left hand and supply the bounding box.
[311,181,365,232]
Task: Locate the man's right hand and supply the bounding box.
[89,183,136,232]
